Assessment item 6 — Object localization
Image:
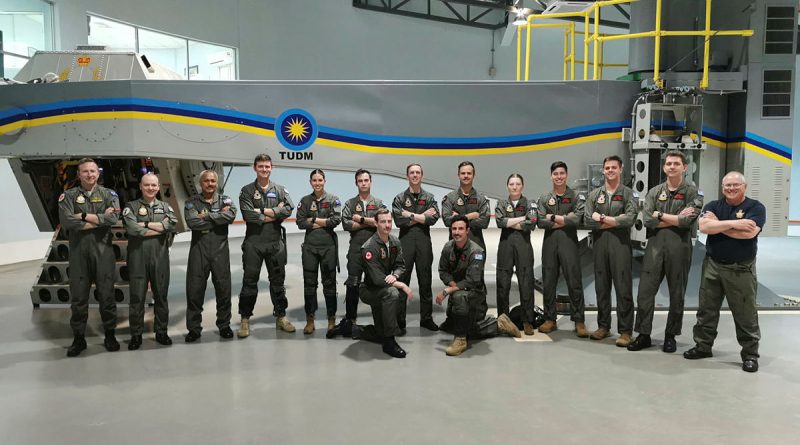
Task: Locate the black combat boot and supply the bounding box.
[66,335,87,357]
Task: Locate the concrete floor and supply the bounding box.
[1,229,799,444]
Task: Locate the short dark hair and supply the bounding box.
[507,173,524,185]
[77,158,97,168]
[406,163,423,175]
[375,207,391,221]
[550,161,568,173]
[457,161,475,173]
[309,168,325,180]
[664,150,687,165]
[450,215,469,228]
[603,155,623,167]
[355,169,372,181]
[253,153,272,166]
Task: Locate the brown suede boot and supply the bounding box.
[590,327,610,340]
[237,318,250,339]
[327,316,336,331]
[497,314,521,338]
[523,322,535,336]
[538,320,557,333]
[616,332,633,347]
[445,336,468,356]
[276,316,296,333]
[303,315,315,335]
[575,322,589,338]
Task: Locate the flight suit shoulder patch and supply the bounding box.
[58,193,65,202]
[123,207,131,216]
[363,250,374,261]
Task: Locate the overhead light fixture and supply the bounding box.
[512,9,528,26]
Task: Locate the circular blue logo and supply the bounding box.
[275,108,318,151]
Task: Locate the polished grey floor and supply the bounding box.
[2,229,799,445]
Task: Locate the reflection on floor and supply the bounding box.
[1,229,799,444]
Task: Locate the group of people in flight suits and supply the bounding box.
[57,151,764,371]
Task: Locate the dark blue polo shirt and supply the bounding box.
[703,197,766,263]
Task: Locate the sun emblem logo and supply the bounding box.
[276,108,318,151]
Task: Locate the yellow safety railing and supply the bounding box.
[516,22,575,81]
[516,0,754,89]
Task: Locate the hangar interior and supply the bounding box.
[1,1,799,444]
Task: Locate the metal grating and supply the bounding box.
[762,69,792,118]
[764,6,795,54]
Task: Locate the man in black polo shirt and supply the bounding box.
[683,171,765,373]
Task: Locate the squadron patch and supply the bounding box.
[138,206,148,216]
[736,209,744,219]
[58,193,65,202]
[658,192,668,201]
[310,201,318,212]
[76,195,86,204]
[185,202,194,210]
[548,197,556,206]
[457,197,464,206]
[254,191,262,200]
[474,253,484,261]
[223,198,232,206]
[597,194,606,205]
[405,197,412,208]
[122,207,131,216]
[506,204,513,213]
[334,199,341,207]
[364,251,374,261]
[356,203,363,212]
[578,194,586,201]
[380,248,387,260]
[698,190,704,197]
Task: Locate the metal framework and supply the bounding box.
[352,0,512,30]
[517,0,754,88]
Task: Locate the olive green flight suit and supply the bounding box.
[359,233,406,339]
[634,180,702,336]
[494,196,537,323]
[438,240,497,338]
[296,192,342,317]
[238,181,294,318]
[584,185,638,334]
[442,188,490,250]
[184,193,236,335]
[536,187,586,323]
[342,195,385,321]
[123,198,177,336]
[58,185,120,335]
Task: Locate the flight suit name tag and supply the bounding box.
[674,193,685,200]
[468,198,478,205]
[562,198,572,204]
[612,195,624,202]
[366,204,376,211]
[90,196,103,203]
[154,207,165,214]
[266,191,277,198]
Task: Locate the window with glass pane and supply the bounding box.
[88,16,135,52]
[189,40,236,80]
[138,28,188,79]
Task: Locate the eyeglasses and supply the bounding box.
[722,183,744,189]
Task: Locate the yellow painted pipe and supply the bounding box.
[516,25,521,81]
[570,23,576,80]
[583,14,589,80]
[597,31,657,42]
[593,4,600,80]
[653,0,663,87]
[701,0,712,89]
[660,30,753,37]
[525,23,532,81]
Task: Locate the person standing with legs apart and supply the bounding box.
[123,173,177,350]
[392,163,440,332]
[237,154,295,338]
[184,170,237,342]
[628,150,703,353]
[684,172,763,373]
[58,158,121,357]
[358,208,413,358]
[584,156,638,346]
[536,161,588,337]
[296,169,342,335]
[332,169,385,338]
[495,173,538,336]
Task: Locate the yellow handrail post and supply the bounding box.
[563,28,568,80]
[600,35,605,78]
[701,0,712,89]
[653,0,663,87]
[525,20,532,81]
[593,4,600,80]
[583,13,590,80]
[570,23,576,80]
[516,25,522,81]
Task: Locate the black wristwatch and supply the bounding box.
[657,211,664,221]
[550,214,556,222]
[81,212,87,221]
[144,221,149,228]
